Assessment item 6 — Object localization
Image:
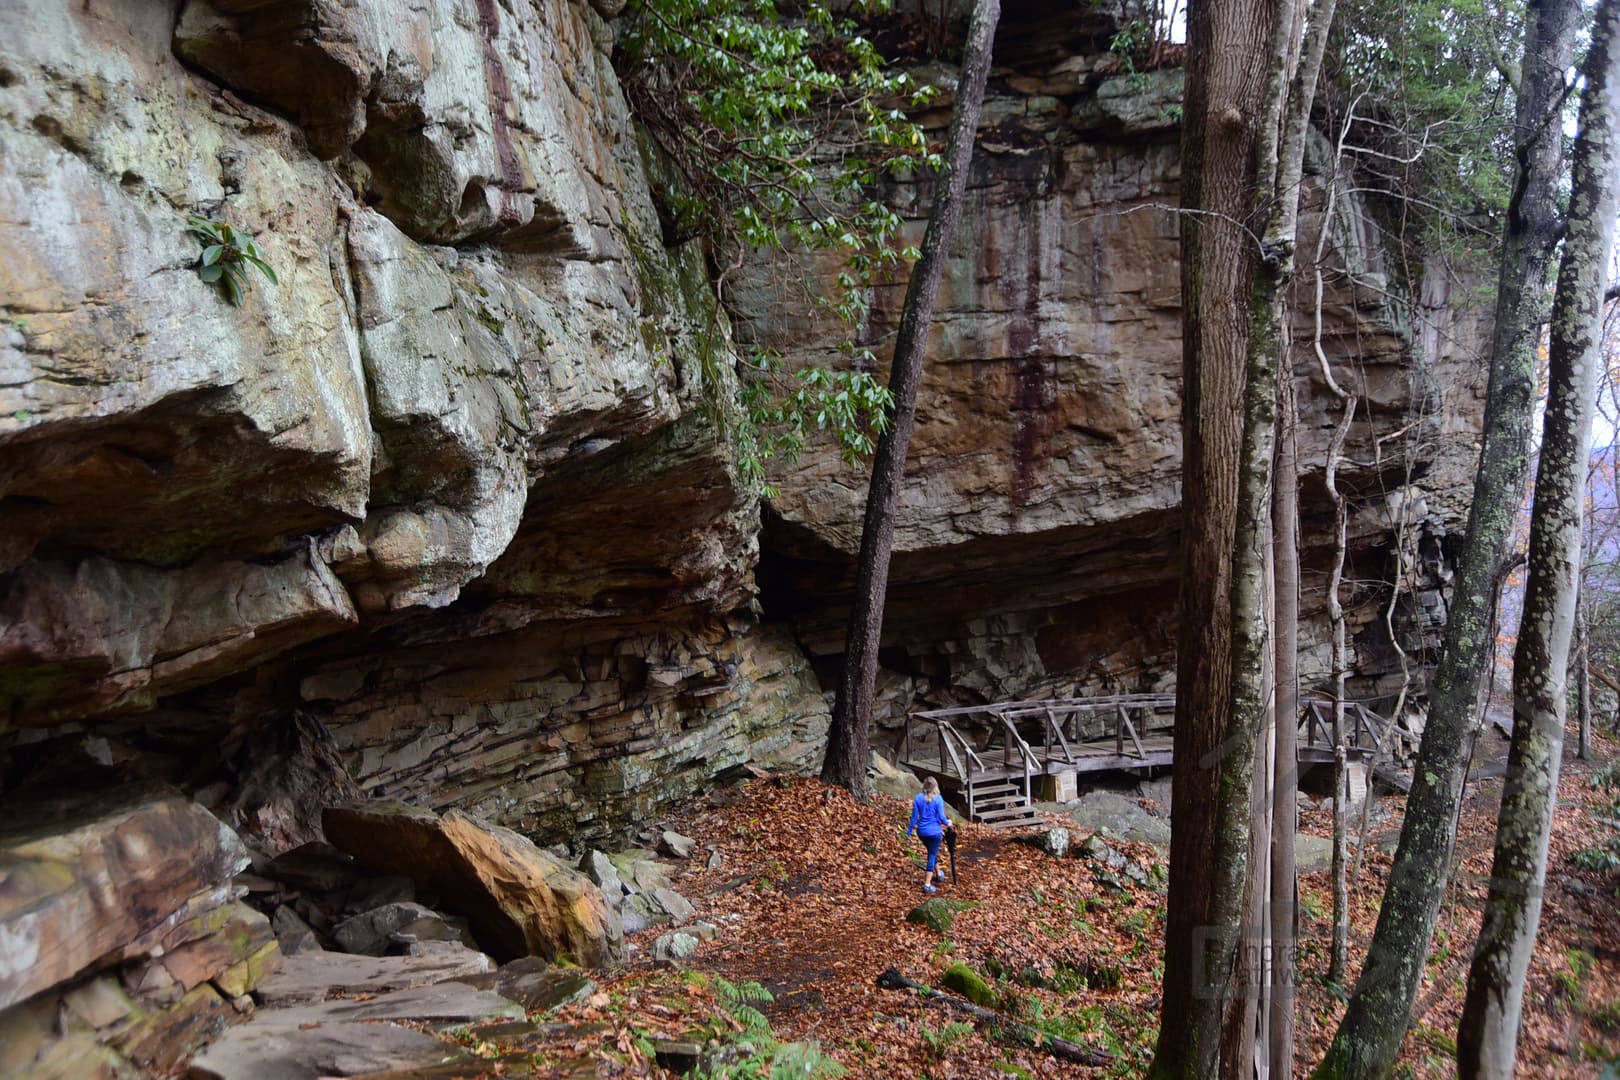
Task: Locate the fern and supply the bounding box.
[715,976,775,1040]
[769,1040,847,1079]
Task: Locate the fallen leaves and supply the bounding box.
[454,733,1620,1078]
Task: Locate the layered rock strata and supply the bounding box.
[0,789,278,1077]
[0,1,1488,863]
[0,0,751,734]
[744,6,1490,735]
[0,0,807,841]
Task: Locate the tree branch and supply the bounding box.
[874,968,1112,1067]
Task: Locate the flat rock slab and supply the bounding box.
[265,982,525,1027]
[454,958,597,1013]
[0,787,249,1010]
[186,1014,460,1080]
[187,982,522,1079]
[255,948,493,1007]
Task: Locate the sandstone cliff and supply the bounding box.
[744,8,1489,737]
[1,1,1486,849]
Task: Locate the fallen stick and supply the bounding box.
[874,968,1111,1067]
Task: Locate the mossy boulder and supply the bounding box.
[905,897,975,934]
[940,963,1000,1008]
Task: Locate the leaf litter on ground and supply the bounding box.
[440,732,1620,1078]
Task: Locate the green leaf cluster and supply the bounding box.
[918,1019,975,1060]
[1322,0,1523,264]
[617,0,934,483]
[186,216,277,305]
[735,346,894,491]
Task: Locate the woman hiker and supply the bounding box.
[905,776,951,894]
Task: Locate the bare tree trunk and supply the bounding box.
[1576,591,1593,760]
[821,0,1000,798]
[1154,2,1277,1069]
[1270,374,1301,1080]
[1155,3,1334,1076]
[1458,5,1620,1073]
[1311,4,1575,1075]
[1323,390,1354,990]
[1233,542,1276,1080]
[1310,94,1360,995]
[1331,705,1349,984]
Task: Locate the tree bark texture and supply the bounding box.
[1270,376,1301,1080]
[1576,591,1593,760]
[1312,3,1575,1076]
[1228,565,1276,1080]
[1156,2,1340,1075]
[1458,4,1620,1072]
[822,0,1000,798]
[1153,2,1278,1074]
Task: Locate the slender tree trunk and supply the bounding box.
[1576,591,1593,760]
[1312,101,1360,995]
[1271,375,1301,1079]
[1331,703,1349,983]
[1458,6,1620,1073]
[1230,547,1276,1080]
[1155,3,1334,1076]
[821,0,1001,798]
[1323,387,1355,988]
[1312,3,1575,1075]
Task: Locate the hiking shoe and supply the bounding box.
[923,885,937,894]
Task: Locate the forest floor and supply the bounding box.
[453,730,1620,1079]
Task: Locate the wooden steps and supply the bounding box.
[968,780,1039,830]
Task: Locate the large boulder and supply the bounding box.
[0,789,281,1075]
[0,788,252,1010]
[323,802,623,967]
[1054,789,1172,849]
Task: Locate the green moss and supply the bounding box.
[0,662,113,731]
[905,897,975,934]
[474,302,506,336]
[940,963,999,1009]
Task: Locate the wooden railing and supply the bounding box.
[902,693,1394,789]
[1300,699,1386,755]
[997,714,1040,801]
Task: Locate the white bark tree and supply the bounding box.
[1458,3,1620,1072]
[1311,3,1576,1073]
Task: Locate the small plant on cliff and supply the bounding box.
[616,0,934,485]
[186,215,276,305]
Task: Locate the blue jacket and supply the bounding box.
[908,792,949,838]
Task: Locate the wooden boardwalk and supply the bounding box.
[902,694,1389,828]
